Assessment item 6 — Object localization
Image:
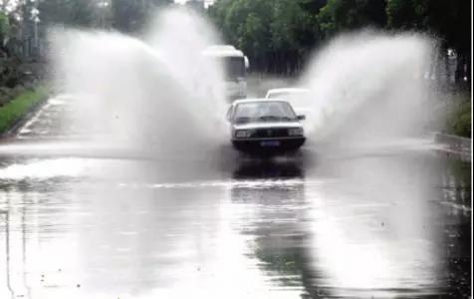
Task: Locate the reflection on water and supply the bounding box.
[439,157,471,298]
[308,154,444,297]
[0,150,471,298]
[232,159,305,179]
[231,160,309,296]
[230,153,471,298]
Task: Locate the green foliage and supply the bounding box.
[209,0,317,73]
[210,0,390,72]
[0,87,46,134]
[39,0,96,28]
[0,12,8,37]
[110,0,171,32]
[209,0,469,80]
[271,0,314,51]
[386,0,423,30]
[36,0,171,30]
[317,0,387,38]
[111,0,145,32]
[387,0,471,64]
[0,12,9,58]
[446,98,471,138]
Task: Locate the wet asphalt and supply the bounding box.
[0,98,471,299]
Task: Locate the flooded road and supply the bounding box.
[0,98,471,298]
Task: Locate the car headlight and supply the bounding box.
[288,127,304,136]
[235,130,252,138]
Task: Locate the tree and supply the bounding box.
[387,0,471,86]
[386,0,423,29]
[36,0,171,31]
[1,1,35,60]
[317,0,386,38]
[1,9,24,87]
[0,11,8,47]
[111,0,171,33]
[209,0,320,74]
[37,0,96,28]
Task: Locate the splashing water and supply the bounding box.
[49,8,227,157]
[298,31,436,149]
[146,9,226,103]
[47,10,438,160]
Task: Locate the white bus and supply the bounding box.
[202,45,249,100]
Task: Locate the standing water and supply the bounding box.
[0,6,470,299]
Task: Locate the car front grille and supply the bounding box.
[251,128,289,138]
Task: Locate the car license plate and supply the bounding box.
[260,141,280,147]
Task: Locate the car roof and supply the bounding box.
[266,88,311,94]
[202,45,244,58]
[231,98,291,106]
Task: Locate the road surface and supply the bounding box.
[0,96,471,299]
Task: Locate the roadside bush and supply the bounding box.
[446,95,471,138]
[0,85,28,106]
[0,87,47,135]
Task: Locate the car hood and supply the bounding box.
[233,122,303,130]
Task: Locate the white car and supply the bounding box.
[226,98,306,154]
[265,87,312,119]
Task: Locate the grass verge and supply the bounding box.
[0,87,47,136]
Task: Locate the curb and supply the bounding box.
[0,94,49,140]
[434,132,472,162]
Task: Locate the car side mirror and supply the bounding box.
[297,115,306,121]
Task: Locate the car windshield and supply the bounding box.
[233,101,297,124]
